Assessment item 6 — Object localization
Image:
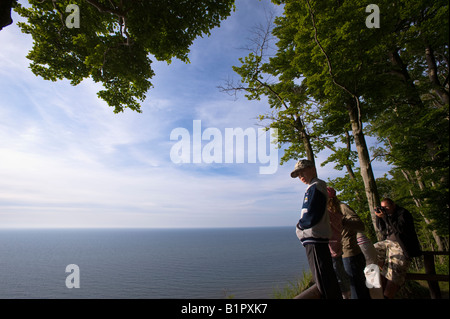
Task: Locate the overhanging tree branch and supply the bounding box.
[305,0,363,133]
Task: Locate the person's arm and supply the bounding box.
[341,203,365,232]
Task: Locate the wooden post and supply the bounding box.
[423,252,441,299]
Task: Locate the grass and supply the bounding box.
[271,271,449,299]
[398,259,449,299]
[272,271,314,299]
[395,280,433,299]
[397,279,449,299]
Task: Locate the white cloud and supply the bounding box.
[1,0,387,229]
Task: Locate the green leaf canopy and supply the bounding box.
[15,0,235,113]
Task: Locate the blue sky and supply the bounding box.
[0,0,388,229]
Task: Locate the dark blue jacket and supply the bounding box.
[296,178,331,246]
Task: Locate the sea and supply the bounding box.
[0,227,310,299]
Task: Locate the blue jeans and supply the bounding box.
[332,256,350,295]
[343,253,371,299]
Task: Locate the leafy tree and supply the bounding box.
[264,0,389,234]
[220,8,357,175]
[219,11,318,167]
[229,0,448,247]
[12,0,235,113]
[364,0,449,250]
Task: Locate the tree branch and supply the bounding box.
[85,0,125,17]
[305,0,363,133]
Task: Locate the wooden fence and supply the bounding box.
[405,251,449,299]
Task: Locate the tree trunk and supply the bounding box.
[400,169,445,251]
[294,115,315,164]
[389,50,446,249]
[389,50,424,108]
[425,45,450,106]
[347,99,381,239]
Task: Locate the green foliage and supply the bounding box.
[232,0,448,248]
[327,171,377,241]
[14,0,235,113]
[272,271,313,299]
[395,279,432,299]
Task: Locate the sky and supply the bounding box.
[0,0,389,229]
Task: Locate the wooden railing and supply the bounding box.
[405,251,449,299]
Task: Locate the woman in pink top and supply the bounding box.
[327,187,351,299]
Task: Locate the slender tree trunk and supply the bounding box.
[305,0,381,236]
[293,115,315,164]
[343,131,366,206]
[400,169,444,251]
[389,50,446,249]
[344,131,356,180]
[389,50,424,107]
[347,99,381,239]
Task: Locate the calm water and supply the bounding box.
[0,227,309,299]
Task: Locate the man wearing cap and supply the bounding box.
[291,159,342,299]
